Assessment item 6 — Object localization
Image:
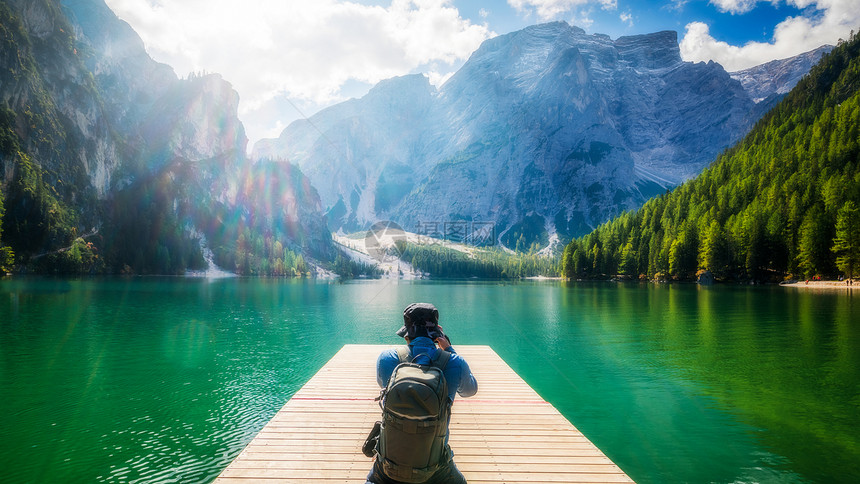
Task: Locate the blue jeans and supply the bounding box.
[365,459,467,484]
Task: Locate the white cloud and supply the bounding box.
[619,11,633,27]
[600,0,618,10]
[104,0,492,145]
[709,0,759,14]
[680,0,859,71]
[427,69,455,87]
[574,11,595,29]
[665,0,691,11]
[508,0,616,21]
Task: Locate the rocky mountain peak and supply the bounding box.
[730,45,833,103]
[253,22,831,249]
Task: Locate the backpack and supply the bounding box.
[375,346,453,483]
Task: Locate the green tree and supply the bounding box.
[0,187,13,273]
[572,249,585,277]
[669,228,697,278]
[832,201,860,278]
[296,254,308,275]
[618,242,636,275]
[591,244,602,275]
[743,213,766,280]
[699,220,728,276]
[561,242,575,277]
[797,207,830,278]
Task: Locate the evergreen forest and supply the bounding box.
[398,242,558,279]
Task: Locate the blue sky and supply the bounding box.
[417,0,839,64]
[450,0,803,42]
[104,0,858,147]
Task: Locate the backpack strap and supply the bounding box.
[377,346,413,410]
[395,346,410,364]
[398,345,451,369]
[431,349,452,371]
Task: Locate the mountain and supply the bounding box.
[729,45,833,123]
[0,0,333,274]
[730,45,832,104]
[561,33,860,282]
[254,22,826,249]
[254,74,437,232]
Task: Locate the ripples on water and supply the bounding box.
[0,278,338,483]
[1,278,859,483]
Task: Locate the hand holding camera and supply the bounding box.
[433,325,451,350]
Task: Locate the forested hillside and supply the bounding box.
[398,242,557,279]
[562,31,860,282]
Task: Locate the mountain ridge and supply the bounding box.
[730,45,832,103]
[254,22,826,250]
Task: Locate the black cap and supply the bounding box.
[397,303,439,339]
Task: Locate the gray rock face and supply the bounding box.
[61,0,176,130]
[1,0,119,197]
[60,0,248,179]
[1,0,247,196]
[256,22,822,247]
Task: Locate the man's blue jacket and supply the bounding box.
[376,337,478,401]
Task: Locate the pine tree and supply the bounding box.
[0,187,14,273]
[797,207,829,278]
[618,242,636,275]
[699,220,728,276]
[832,201,860,278]
[561,243,574,277]
[573,248,585,277]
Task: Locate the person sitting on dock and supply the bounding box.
[366,303,478,484]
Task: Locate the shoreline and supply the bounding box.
[780,280,858,290]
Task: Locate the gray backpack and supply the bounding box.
[376,346,452,483]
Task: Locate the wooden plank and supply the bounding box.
[214,345,634,483]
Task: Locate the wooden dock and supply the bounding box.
[215,344,634,483]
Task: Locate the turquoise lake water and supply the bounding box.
[1,278,858,483]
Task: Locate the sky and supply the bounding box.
[103,0,860,148]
